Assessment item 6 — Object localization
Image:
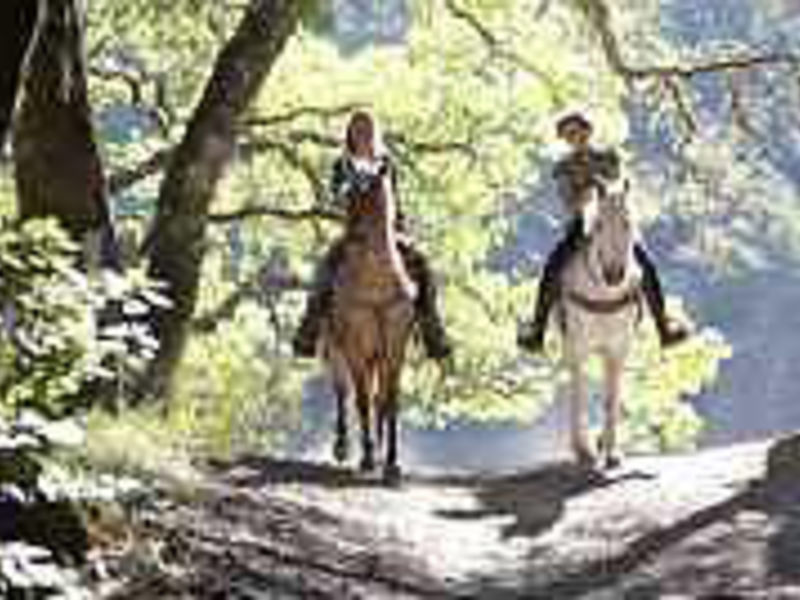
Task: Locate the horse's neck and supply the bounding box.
[347,213,393,249]
[563,241,638,299]
[339,218,413,299]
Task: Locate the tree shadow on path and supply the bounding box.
[436,461,655,541]
[207,454,394,489]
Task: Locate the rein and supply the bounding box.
[564,288,640,314]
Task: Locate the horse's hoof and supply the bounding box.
[574,446,597,471]
[333,438,349,464]
[596,434,621,470]
[383,464,402,485]
[359,456,376,472]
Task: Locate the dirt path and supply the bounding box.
[98,440,800,599]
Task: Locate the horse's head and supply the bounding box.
[345,163,394,229]
[582,181,636,287]
[339,162,416,301]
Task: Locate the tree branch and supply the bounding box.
[193,280,258,333]
[89,64,146,104]
[192,270,307,333]
[443,0,564,105]
[240,136,327,204]
[89,63,175,135]
[444,0,497,47]
[208,204,342,224]
[108,148,173,195]
[572,0,799,82]
[242,103,361,128]
[109,126,480,200]
[662,75,697,143]
[630,52,800,80]
[387,131,479,162]
[727,71,758,139]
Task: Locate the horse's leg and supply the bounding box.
[373,312,392,469]
[354,372,375,473]
[376,399,388,470]
[569,360,595,468]
[600,353,623,469]
[378,310,411,484]
[382,374,402,484]
[374,361,386,461]
[356,399,375,472]
[332,376,350,464]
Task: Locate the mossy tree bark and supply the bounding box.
[13,0,119,270]
[0,0,41,148]
[143,0,303,399]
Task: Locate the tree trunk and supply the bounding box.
[0,0,41,148]
[143,0,302,399]
[13,0,119,269]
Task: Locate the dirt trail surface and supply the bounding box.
[97,440,800,599]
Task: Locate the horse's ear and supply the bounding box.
[605,178,629,199]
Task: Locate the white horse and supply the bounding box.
[558,182,642,469]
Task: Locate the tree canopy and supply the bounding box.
[19,0,800,452]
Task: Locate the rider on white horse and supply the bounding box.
[519,112,690,354]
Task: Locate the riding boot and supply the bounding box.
[635,245,690,348]
[292,242,344,358]
[401,244,452,361]
[518,265,559,354]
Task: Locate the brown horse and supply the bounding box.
[321,166,417,483]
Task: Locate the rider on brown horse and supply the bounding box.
[519,112,690,354]
[293,110,453,362]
